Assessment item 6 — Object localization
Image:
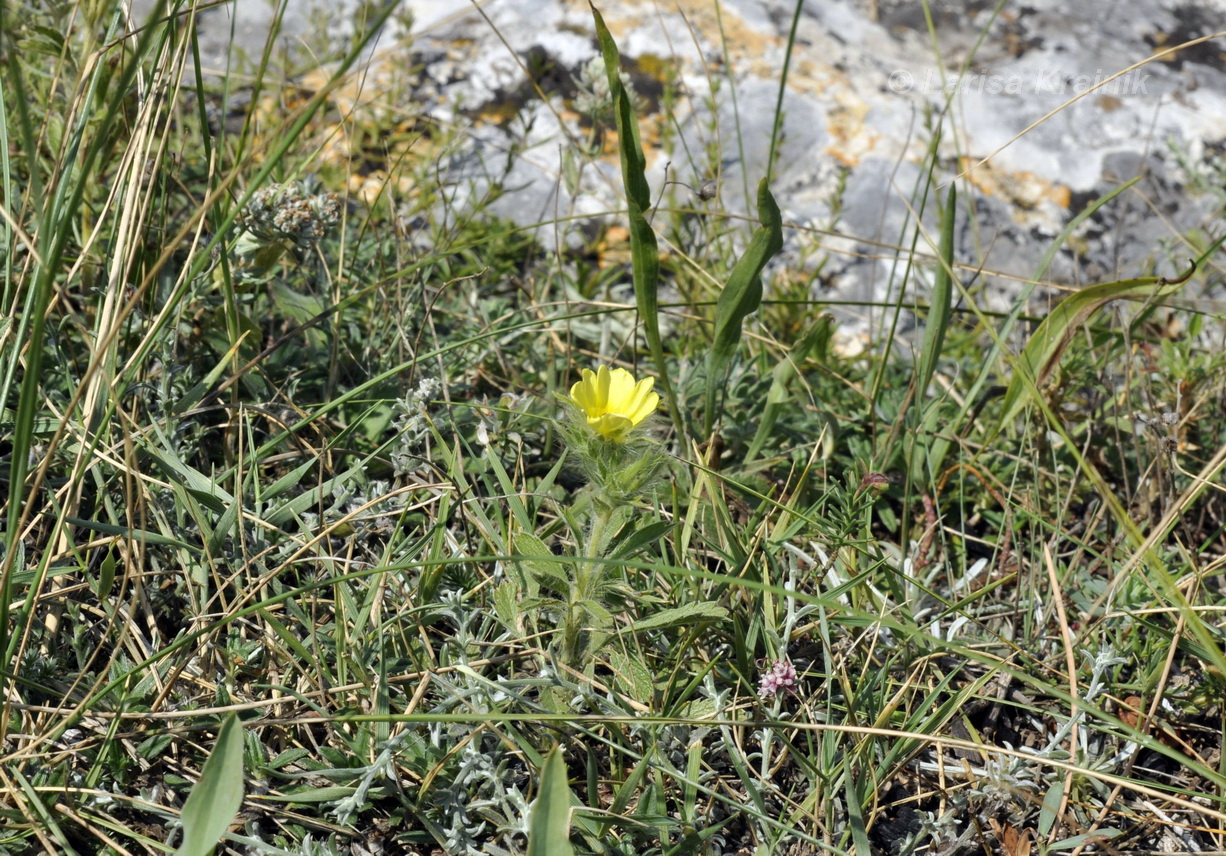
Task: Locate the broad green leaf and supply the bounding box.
[512,532,552,560]
[683,737,703,821]
[591,503,632,556]
[512,531,571,587]
[609,649,655,701]
[137,732,176,761]
[493,580,522,633]
[628,602,729,632]
[95,546,116,600]
[268,280,328,324]
[704,178,784,434]
[267,748,311,770]
[174,714,244,856]
[610,520,674,561]
[1037,777,1064,838]
[527,747,575,856]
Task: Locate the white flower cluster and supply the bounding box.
[571,54,640,121]
[241,181,340,246]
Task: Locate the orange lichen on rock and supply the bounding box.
[824,88,878,167]
[958,157,1071,213]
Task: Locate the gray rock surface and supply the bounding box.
[147,0,1226,342]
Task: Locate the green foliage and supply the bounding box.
[907,182,956,487]
[744,313,835,464]
[997,269,1196,432]
[174,715,245,856]
[592,8,676,432]
[3,1,1226,854]
[528,747,577,856]
[704,179,785,436]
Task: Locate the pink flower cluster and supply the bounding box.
[757,659,798,699]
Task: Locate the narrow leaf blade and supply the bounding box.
[915,183,955,402]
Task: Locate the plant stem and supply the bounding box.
[561,500,616,667]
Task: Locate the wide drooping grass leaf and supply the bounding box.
[921,177,1145,482]
[997,271,1195,431]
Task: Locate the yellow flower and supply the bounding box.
[570,365,659,440]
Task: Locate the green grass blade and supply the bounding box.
[174,714,245,856]
[704,178,784,435]
[0,0,169,704]
[0,30,15,316]
[844,758,872,856]
[61,517,200,552]
[745,313,834,464]
[527,746,576,856]
[915,183,955,406]
[907,183,956,485]
[1032,177,1141,283]
[918,177,1144,483]
[591,5,681,436]
[765,0,805,184]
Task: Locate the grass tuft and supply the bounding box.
[2,1,1226,854]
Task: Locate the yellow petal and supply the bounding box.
[595,365,613,406]
[624,377,657,423]
[588,412,633,438]
[632,393,659,424]
[606,368,634,404]
[570,369,597,411]
[570,365,659,438]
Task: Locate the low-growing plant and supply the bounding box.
[4,1,1226,854]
